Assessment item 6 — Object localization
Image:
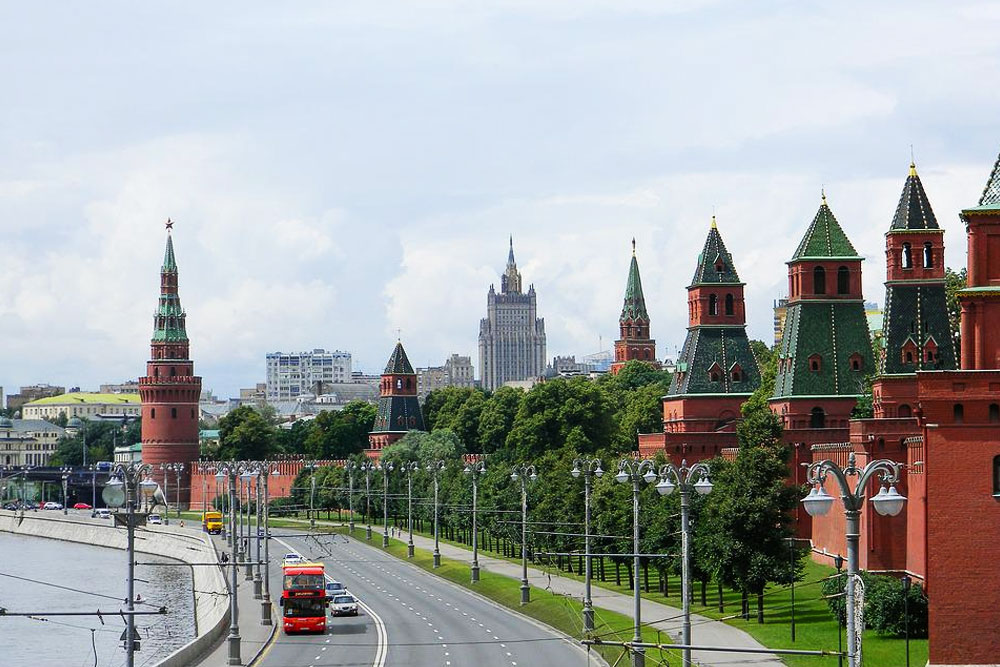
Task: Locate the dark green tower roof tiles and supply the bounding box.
[384,341,416,375]
[691,218,742,285]
[668,328,761,396]
[890,164,940,231]
[620,242,650,322]
[162,233,177,272]
[791,197,862,261]
[977,148,1000,209]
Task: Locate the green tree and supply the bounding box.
[945,266,966,357]
[506,377,614,459]
[50,419,140,466]
[749,339,775,369]
[477,386,524,454]
[216,406,277,460]
[301,402,376,459]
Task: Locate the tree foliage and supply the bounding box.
[215,406,278,460]
[301,401,376,459]
[50,418,142,466]
[945,266,966,357]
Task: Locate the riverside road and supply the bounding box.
[256,530,592,667]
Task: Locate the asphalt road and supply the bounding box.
[258,530,591,667]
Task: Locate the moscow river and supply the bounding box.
[0,530,195,667]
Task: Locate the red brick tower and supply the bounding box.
[655,218,760,462]
[611,239,657,374]
[920,149,1000,666]
[367,341,425,459]
[139,222,202,507]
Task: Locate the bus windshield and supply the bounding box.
[284,597,326,618]
[284,573,325,590]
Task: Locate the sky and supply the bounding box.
[2,1,999,399]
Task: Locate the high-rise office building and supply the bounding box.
[265,349,352,401]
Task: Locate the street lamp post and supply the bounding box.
[309,468,317,530]
[360,461,376,541]
[379,462,394,547]
[615,457,657,667]
[60,466,72,514]
[902,575,911,667]
[802,452,906,667]
[404,462,419,558]
[511,463,538,605]
[654,459,713,667]
[464,461,486,582]
[242,470,254,580]
[834,554,844,667]
[260,462,280,626]
[214,462,251,665]
[571,458,603,632]
[345,461,356,534]
[428,461,446,568]
[160,463,184,525]
[106,462,155,667]
[251,465,263,599]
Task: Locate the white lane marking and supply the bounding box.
[274,536,388,667]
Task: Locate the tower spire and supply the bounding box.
[501,237,523,294]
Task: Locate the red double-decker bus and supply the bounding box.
[281,562,327,634]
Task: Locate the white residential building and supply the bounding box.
[266,349,353,401]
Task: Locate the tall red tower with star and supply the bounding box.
[139,221,202,507]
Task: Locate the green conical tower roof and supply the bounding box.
[384,341,415,374]
[152,229,188,343]
[691,217,741,285]
[162,232,177,272]
[890,164,940,231]
[977,148,1000,209]
[791,196,862,260]
[620,240,649,322]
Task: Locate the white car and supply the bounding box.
[43,501,63,510]
[329,594,359,617]
[95,508,112,519]
[148,514,162,525]
[282,553,304,566]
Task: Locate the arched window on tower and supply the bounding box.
[151,408,156,419]
[953,403,964,424]
[813,266,826,295]
[810,407,826,428]
[898,404,912,418]
[902,243,912,269]
[923,242,933,268]
[837,266,850,295]
[725,293,734,316]
[989,403,1000,424]
[709,294,718,316]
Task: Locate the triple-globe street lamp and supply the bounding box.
[571,458,603,632]
[360,460,376,541]
[378,462,394,547]
[345,461,357,534]
[59,466,72,515]
[428,461,446,568]
[160,462,185,524]
[464,460,486,582]
[403,461,420,558]
[213,461,254,666]
[654,460,713,667]
[615,457,657,667]
[511,463,538,605]
[801,452,906,667]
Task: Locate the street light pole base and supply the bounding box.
[407,543,414,558]
[433,551,441,568]
[471,564,480,582]
[253,578,262,599]
[366,525,372,541]
[349,521,355,534]
[382,534,389,548]
[227,634,241,665]
[583,607,594,632]
[520,583,530,605]
[261,600,272,626]
[244,563,253,580]
[631,647,645,667]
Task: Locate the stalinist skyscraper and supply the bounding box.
[478,238,546,391]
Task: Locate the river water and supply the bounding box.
[0,531,196,667]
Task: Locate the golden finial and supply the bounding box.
[710,215,717,230]
[821,187,827,206]
[910,144,916,176]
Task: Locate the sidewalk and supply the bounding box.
[195,532,276,667]
[296,519,784,667]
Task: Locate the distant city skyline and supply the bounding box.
[2,2,999,397]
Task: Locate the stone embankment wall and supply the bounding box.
[0,511,229,667]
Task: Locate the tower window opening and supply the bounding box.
[837,266,850,295]
[809,354,822,372]
[709,294,718,316]
[171,407,177,419]
[993,455,1000,496]
[899,404,912,418]
[902,242,912,269]
[923,242,933,268]
[953,403,964,424]
[725,293,734,316]
[813,266,826,295]
[810,407,826,428]
[989,403,1000,424]
[151,408,155,419]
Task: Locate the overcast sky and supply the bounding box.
[2,1,999,398]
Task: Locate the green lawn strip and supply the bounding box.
[296,523,678,666]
